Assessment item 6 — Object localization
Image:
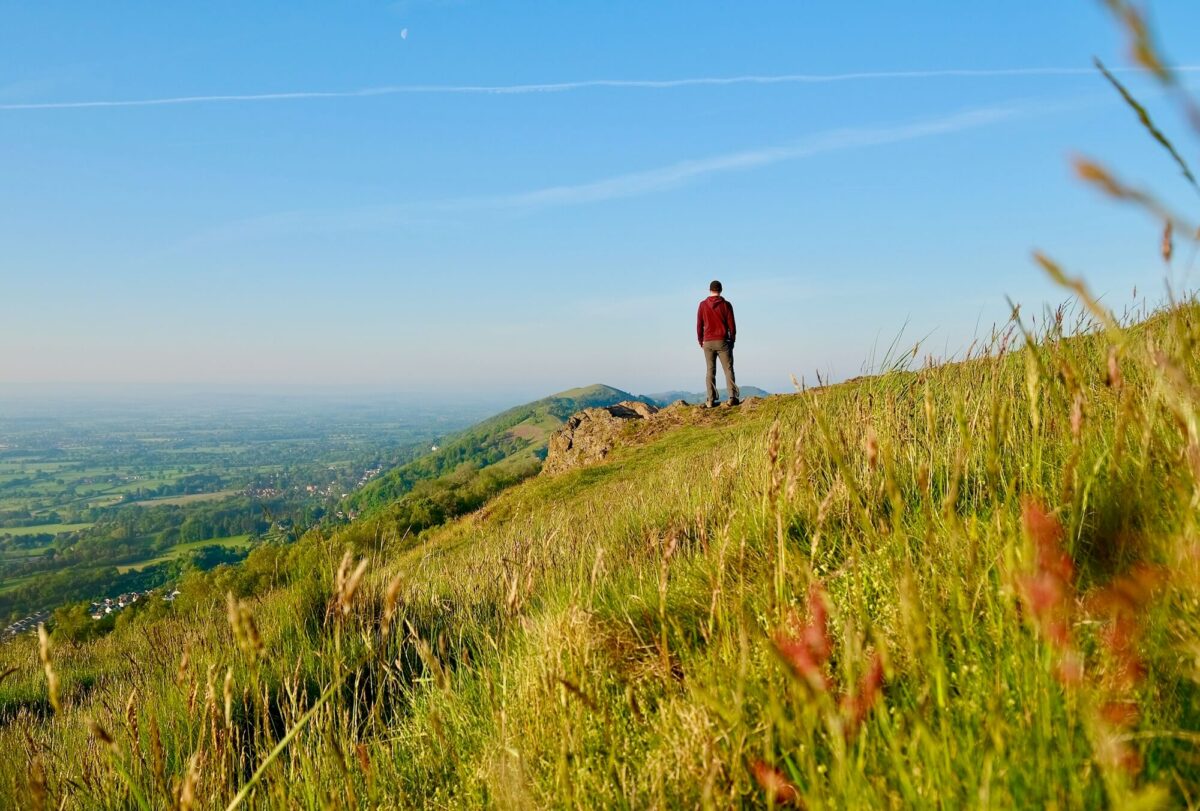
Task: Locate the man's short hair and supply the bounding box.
[709,280,723,293]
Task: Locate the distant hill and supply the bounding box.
[343,384,648,515]
[643,386,773,406]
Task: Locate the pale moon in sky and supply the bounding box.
[401,28,408,40]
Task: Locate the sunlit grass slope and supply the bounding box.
[3,302,1200,809]
[344,384,647,516]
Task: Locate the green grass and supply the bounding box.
[115,534,253,573]
[2,299,1199,808]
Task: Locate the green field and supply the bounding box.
[0,574,34,595]
[115,534,253,573]
[0,522,93,537]
[129,489,240,507]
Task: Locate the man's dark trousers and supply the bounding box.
[702,340,739,405]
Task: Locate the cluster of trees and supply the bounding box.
[0,493,313,623]
[2,495,287,579]
[1,499,145,530]
[384,463,536,538]
[0,534,54,551]
[0,563,171,624]
[29,458,545,636]
[347,420,536,513]
[6,540,258,627]
[0,507,99,529]
[117,472,226,503]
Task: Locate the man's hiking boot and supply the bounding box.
[725,398,741,407]
[700,402,719,409]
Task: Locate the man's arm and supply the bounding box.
[697,303,704,345]
[727,302,736,343]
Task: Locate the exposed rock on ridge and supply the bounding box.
[542,401,658,475]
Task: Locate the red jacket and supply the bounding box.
[697,295,736,345]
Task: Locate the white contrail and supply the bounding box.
[2,66,1195,111]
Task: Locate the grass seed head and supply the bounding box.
[382,574,404,635]
[177,754,200,811]
[1106,346,1123,390]
[36,625,59,714]
[338,557,369,616]
[223,667,234,727]
[226,594,265,659]
[1070,394,1085,439]
[87,717,117,751]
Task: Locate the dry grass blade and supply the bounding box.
[1094,58,1197,193]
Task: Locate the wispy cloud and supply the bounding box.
[467,105,1019,210]
[3,67,1194,111]
[189,102,1025,245]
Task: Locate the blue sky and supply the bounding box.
[3,1,1199,399]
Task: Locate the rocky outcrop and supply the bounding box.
[543,401,659,475]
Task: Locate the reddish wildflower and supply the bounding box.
[1017,499,1082,684]
[1100,700,1140,728]
[802,586,831,660]
[840,652,885,733]
[1018,502,1074,640]
[1076,565,1166,780]
[1090,565,1163,615]
[773,586,833,692]
[751,761,802,807]
[1087,565,1164,693]
[772,586,887,739]
[1102,614,1147,691]
[774,628,829,693]
[1025,500,1072,582]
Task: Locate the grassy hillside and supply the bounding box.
[3,298,1200,808]
[343,384,647,516]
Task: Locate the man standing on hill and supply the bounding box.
[697,280,740,408]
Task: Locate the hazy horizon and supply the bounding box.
[0,380,783,417]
